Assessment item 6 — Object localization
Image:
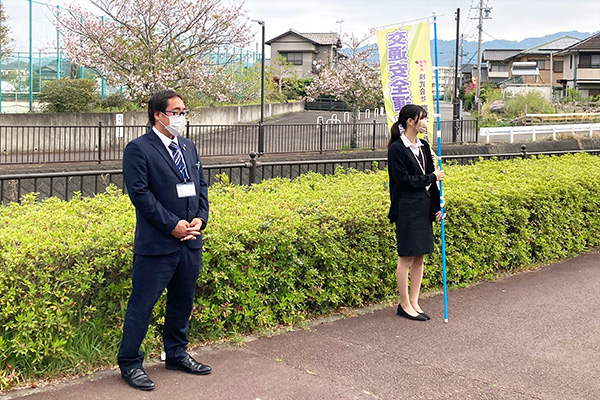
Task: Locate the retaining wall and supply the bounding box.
[0,101,303,127]
[0,102,304,154]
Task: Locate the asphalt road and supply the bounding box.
[4,250,599,400]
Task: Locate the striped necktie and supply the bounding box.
[168,141,187,180]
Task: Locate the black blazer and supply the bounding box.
[387,138,440,223]
[123,130,209,255]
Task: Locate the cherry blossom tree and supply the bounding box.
[56,0,252,104]
[0,3,13,60]
[307,35,382,147]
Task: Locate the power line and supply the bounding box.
[481,29,499,41]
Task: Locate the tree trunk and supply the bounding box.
[350,106,359,148]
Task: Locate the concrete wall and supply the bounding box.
[189,102,304,125]
[0,101,303,127]
[0,102,304,153]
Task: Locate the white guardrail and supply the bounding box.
[481,123,600,144]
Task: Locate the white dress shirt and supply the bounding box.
[152,127,188,171]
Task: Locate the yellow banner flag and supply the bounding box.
[377,22,434,139]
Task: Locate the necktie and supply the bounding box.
[168,141,187,180]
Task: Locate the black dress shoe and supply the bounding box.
[397,304,428,321]
[121,368,155,391]
[166,354,212,375]
[419,312,431,320]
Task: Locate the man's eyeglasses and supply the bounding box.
[163,110,190,117]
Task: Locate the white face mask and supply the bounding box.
[160,113,186,136]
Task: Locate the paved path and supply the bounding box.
[4,250,599,400]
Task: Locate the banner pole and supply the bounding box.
[433,12,449,323]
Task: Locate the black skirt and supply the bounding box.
[394,194,434,257]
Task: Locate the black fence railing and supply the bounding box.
[0,119,479,165]
[0,169,125,204]
[0,157,387,204]
[304,98,351,111]
[0,124,149,165]
[438,119,479,143]
[2,147,599,204]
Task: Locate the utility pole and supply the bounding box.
[459,34,465,88]
[452,8,461,142]
[476,0,483,112]
[549,51,554,101]
[335,20,344,36]
[473,0,491,113]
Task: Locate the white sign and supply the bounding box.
[116,114,124,138]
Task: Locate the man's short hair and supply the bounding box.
[148,90,183,126]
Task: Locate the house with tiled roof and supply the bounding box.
[555,32,600,98]
[266,29,342,76]
[482,49,522,83]
[504,36,581,87]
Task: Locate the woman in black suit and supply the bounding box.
[387,104,444,321]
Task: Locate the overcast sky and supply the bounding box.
[4,0,600,55]
[242,0,599,52]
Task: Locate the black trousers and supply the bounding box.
[118,246,202,372]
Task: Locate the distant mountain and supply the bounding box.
[431,31,596,67]
[358,31,596,66]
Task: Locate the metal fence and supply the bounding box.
[0,119,479,165]
[0,157,388,204]
[304,98,351,112]
[2,147,599,204]
[438,119,479,143]
[0,124,149,164]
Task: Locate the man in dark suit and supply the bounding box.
[118,90,211,391]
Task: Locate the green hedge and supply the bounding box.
[1,154,600,390]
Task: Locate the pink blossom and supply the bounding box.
[55,0,253,103]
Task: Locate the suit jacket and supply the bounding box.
[387,138,441,223]
[123,129,209,256]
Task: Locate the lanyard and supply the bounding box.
[412,147,426,175]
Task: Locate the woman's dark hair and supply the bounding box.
[387,104,428,149]
[148,89,183,126]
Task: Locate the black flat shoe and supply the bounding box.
[121,368,155,391]
[166,354,212,375]
[397,304,428,321]
[419,312,431,320]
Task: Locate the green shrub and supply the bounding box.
[481,90,556,126]
[98,93,142,112]
[38,79,99,113]
[282,77,313,100]
[2,154,600,390]
[506,90,555,116]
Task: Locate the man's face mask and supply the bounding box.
[160,113,186,136]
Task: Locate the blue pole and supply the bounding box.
[29,0,33,111]
[0,0,3,112]
[56,6,60,80]
[433,13,449,323]
[79,16,84,79]
[101,16,105,97]
[17,53,21,92]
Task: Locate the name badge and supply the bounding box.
[176,182,196,198]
